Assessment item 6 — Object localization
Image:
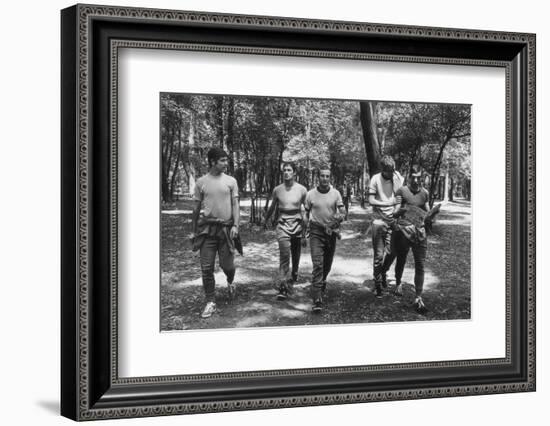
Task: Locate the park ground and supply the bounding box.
[160,199,471,331]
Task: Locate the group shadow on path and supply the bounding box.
[160,199,471,331]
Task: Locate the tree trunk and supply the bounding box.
[169,124,183,200]
[378,127,387,154]
[187,111,196,196]
[428,137,451,207]
[226,98,235,174]
[450,177,455,202]
[443,170,449,202]
[215,97,224,148]
[161,124,171,202]
[163,123,177,202]
[359,101,381,177]
[361,160,367,209]
[250,168,261,224]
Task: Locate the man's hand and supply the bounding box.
[368,196,397,208]
[385,196,398,207]
[230,225,239,240]
[189,232,197,241]
[393,208,407,218]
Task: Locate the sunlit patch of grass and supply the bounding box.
[161,199,471,331]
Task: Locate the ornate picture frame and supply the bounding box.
[61,4,535,421]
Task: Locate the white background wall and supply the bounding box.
[0,0,546,424]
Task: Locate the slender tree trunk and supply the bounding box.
[359,101,381,177]
[164,123,177,202]
[187,112,196,195]
[360,160,367,208]
[170,150,182,200]
[226,98,235,174]
[277,149,283,187]
[428,137,451,207]
[248,171,255,223]
[215,97,224,148]
[450,177,455,202]
[161,124,170,202]
[169,124,183,200]
[443,170,449,202]
[264,194,270,214]
[378,127,387,154]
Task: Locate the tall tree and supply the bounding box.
[359,101,381,176]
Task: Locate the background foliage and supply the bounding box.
[161,94,471,218]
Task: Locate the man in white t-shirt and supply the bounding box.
[367,155,403,298]
[264,162,308,300]
[191,147,240,318]
[305,167,346,313]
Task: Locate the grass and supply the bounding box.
[160,198,471,331]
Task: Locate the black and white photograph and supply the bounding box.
[160,93,472,331]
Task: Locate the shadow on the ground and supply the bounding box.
[161,199,471,331]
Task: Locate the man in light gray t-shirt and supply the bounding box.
[191,147,240,319]
[264,162,308,300]
[305,167,346,313]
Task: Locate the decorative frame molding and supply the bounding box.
[61,3,535,421]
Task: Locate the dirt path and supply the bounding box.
[161,199,471,331]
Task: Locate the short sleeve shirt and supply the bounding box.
[305,187,344,226]
[193,173,239,221]
[395,186,429,241]
[368,172,403,218]
[397,186,429,208]
[273,182,307,220]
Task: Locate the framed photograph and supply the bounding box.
[61,4,536,421]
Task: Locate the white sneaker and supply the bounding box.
[393,283,403,296]
[227,281,236,300]
[201,301,217,318]
[414,297,427,314]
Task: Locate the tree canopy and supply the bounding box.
[161,93,471,217]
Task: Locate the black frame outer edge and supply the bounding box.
[510,45,531,385]
[61,6,534,420]
[61,4,78,421]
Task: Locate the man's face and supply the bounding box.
[381,166,394,181]
[410,172,422,192]
[213,157,228,172]
[319,170,331,187]
[282,165,294,181]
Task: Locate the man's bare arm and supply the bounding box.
[232,196,240,230]
[392,194,403,215]
[191,200,201,236]
[368,194,397,207]
[264,192,278,225]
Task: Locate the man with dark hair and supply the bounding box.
[382,165,435,313]
[367,155,403,298]
[305,167,346,313]
[264,162,308,300]
[190,147,240,318]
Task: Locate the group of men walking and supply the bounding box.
[190,147,431,319]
